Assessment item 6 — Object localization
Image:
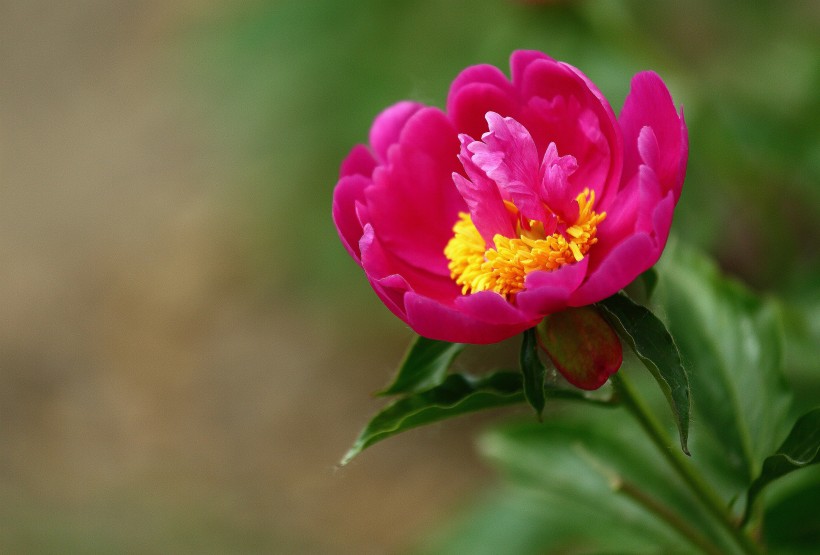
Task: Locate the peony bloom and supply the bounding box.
[333,50,687,344]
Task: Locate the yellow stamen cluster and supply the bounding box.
[444,189,606,298]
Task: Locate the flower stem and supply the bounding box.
[611,372,764,555]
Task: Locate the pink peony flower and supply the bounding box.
[333,50,687,344]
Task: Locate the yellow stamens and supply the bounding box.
[443,189,606,299]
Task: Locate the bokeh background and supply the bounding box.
[1,0,818,553]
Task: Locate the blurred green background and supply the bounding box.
[1,0,818,553]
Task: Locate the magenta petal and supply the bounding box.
[597,164,662,250]
[619,71,687,199]
[516,257,589,315]
[453,173,514,245]
[332,174,371,262]
[340,144,377,178]
[469,112,545,222]
[510,50,554,87]
[447,64,517,139]
[454,290,538,326]
[569,233,657,306]
[404,292,536,344]
[369,101,424,162]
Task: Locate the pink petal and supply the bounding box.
[369,101,424,162]
[339,144,377,178]
[596,164,662,250]
[365,108,465,274]
[510,50,554,88]
[404,292,536,344]
[568,233,658,306]
[454,290,539,326]
[447,64,518,140]
[518,59,623,211]
[539,142,579,222]
[468,112,545,223]
[452,172,514,246]
[619,71,687,200]
[515,256,589,315]
[332,174,371,262]
[360,223,459,304]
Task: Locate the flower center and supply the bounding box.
[444,189,605,298]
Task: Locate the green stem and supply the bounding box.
[611,372,764,555]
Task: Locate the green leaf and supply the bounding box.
[420,413,741,554]
[597,292,691,455]
[743,408,820,525]
[656,242,792,487]
[519,328,546,420]
[377,336,465,396]
[625,266,659,305]
[340,371,523,466]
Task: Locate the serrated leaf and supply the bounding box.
[377,336,465,396]
[598,292,691,455]
[743,407,820,525]
[340,371,523,466]
[656,242,792,487]
[519,328,546,420]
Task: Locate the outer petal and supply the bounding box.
[332,174,371,261]
[404,292,536,344]
[365,109,464,274]
[619,71,687,200]
[339,144,377,179]
[510,50,554,88]
[517,58,623,211]
[516,256,589,315]
[569,233,657,306]
[369,101,424,162]
[447,64,518,140]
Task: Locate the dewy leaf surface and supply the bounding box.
[378,336,465,396]
[341,371,523,466]
[743,407,820,524]
[598,292,691,454]
[656,242,792,486]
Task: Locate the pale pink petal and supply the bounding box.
[369,101,424,162]
[619,71,687,200]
